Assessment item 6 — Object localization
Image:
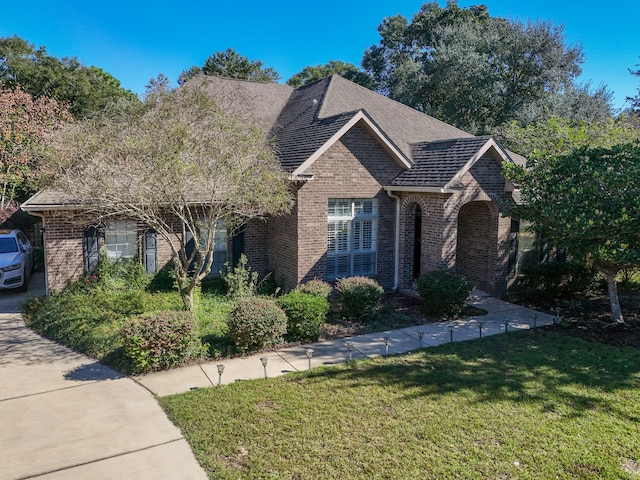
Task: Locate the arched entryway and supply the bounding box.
[456,201,493,291]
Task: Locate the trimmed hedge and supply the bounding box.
[277,291,329,342]
[227,297,288,352]
[297,279,333,300]
[336,276,384,321]
[521,261,596,299]
[120,311,202,374]
[417,270,473,318]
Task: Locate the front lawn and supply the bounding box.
[160,330,640,479]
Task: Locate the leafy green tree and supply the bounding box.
[504,142,640,323]
[498,116,639,159]
[627,60,640,115]
[178,48,280,85]
[37,80,292,310]
[362,2,610,133]
[0,36,137,118]
[0,85,71,213]
[287,60,375,89]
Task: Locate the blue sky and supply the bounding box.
[1,0,638,111]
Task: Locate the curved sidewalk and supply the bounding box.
[137,290,556,397]
[0,274,207,480]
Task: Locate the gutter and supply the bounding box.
[22,210,48,297]
[385,190,401,291]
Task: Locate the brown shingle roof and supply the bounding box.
[22,75,525,210]
[392,137,493,188]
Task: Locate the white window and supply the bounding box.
[105,220,138,260]
[327,199,377,279]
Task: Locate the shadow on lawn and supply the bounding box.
[301,329,640,421]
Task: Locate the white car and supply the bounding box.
[0,229,33,291]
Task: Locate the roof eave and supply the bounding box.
[384,185,447,194]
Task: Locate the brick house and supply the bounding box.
[22,75,525,297]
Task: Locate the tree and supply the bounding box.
[362,2,610,133]
[0,85,71,212]
[627,60,640,115]
[497,116,639,159]
[287,60,375,89]
[0,35,137,118]
[504,142,640,323]
[37,79,292,309]
[178,48,280,85]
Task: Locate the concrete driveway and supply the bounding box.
[0,273,207,480]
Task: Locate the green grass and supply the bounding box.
[160,330,640,479]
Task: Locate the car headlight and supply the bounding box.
[1,263,21,272]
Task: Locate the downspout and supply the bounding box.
[386,190,401,291]
[24,210,48,297]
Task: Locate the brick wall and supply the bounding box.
[42,213,86,292]
[290,122,401,290]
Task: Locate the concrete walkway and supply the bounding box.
[0,273,207,480]
[137,290,557,397]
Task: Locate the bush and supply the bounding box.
[277,291,329,342]
[336,276,384,321]
[23,289,123,358]
[417,270,474,318]
[95,252,151,291]
[297,279,333,299]
[521,261,596,299]
[222,254,259,299]
[227,297,287,352]
[120,311,202,374]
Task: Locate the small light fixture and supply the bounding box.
[305,348,314,370]
[383,337,390,358]
[346,341,354,361]
[503,320,509,333]
[448,324,455,343]
[533,313,538,329]
[216,364,225,386]
[260,357,268,378]
[478,322,484,338]
[417,330,424,347]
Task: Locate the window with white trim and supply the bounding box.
[105,220,138,260]
[191,219,228,276]
[327,199,377,279]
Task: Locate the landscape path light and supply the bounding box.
[448,324,455,343]
[346,341,355,361]
[383,337,390,358]
[478,322,484,339]
[305,349,314,371]
[503,320,509,333]
[260,357,268,379]
[417,330,424,347]
[216,364,225,386]
[533,313,538,329]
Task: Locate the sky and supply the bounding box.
[1,0,639,112]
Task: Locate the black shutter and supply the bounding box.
[232,227,245,268]
[143,229,158,274]
[84,226,101,274]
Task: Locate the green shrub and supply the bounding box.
[276,291,329,342]
[336,276,384,321]
[24,289,123,358]
[417,270,474,318]
[297,279,333,299]
[521,261,596,299]
[222,254,259,299]
[95,251,151,291]
[120,311,202,374]
[227,297,287,352]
